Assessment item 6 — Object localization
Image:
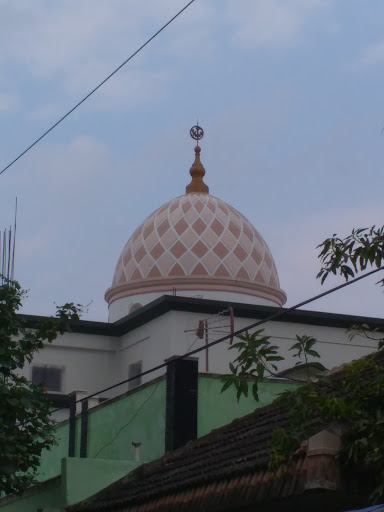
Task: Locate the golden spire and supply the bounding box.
[186,125,209,194]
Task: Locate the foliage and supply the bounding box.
[289,335,320,380]
[223,224,384,501]
[317,225,384,285]
[221,331,320,401]
[289,335,319,363]
[222,225,384,404]
[221,330,284,401]
[0,278,82,495]
[346,323,384,350]
[268,356,384,502]
[268,226,384,501]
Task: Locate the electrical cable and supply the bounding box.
[186,335,200,354]
[0,0,197,178]
[185,308,231,351]
[93,380,160,459]
[50,265,384,414]
[184,308,231,332]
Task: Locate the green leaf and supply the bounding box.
[307,350,320,358]
[0,277,82,494]
[221,378,233,393]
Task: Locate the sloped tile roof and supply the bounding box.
[69,350,384,512]
[69,402,294,512]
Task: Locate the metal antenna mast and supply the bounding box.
[0,198,18,285]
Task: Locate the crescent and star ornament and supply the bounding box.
[190,125,204,141]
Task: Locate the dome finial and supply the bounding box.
[186,124,209,194]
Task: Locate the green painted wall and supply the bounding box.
[37,375,295,482]
[37,378,166,482]
[86,378,166,463]
[198,376,297,437]
[0,477,62,512]
[0,375,297,511]
[0,459,140,511]
[38,421,71,481]
[62,457,139,505]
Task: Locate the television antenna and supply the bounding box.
[184,307,234,372]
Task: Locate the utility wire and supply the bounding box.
[186,335,200,354]
[0,0,197,178]
[50,266,384,414]
[93,380,160,459]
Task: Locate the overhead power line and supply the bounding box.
[50,265,384,414]
[93,380,161,458]
[0,0,197,178]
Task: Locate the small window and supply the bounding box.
[32,366,63,392]
[128,361,142,390]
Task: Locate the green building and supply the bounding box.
[0,363,296,511]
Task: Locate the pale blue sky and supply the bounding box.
[0,0,383,321]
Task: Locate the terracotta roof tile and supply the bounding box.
[69,350,384,512]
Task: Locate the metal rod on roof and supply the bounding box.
[0,199,18,283]
[7,227,11,281]
[0,231,2,284]
[2,230,5,281]
[11,198,17,280]
[4,230,7,278]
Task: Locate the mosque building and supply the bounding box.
[4,126,384,511]
[106,125,286,322]
[18,126,381,402]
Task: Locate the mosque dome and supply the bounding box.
[105,127,286,321]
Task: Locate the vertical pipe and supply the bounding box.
[132,442,141,462]
[80,400,89,458]
[68,394,77,457]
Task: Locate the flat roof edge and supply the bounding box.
[19,295,384,337]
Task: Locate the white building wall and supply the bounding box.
[17,308,380,405]
[17,332,122,399]
[110,309,380,387]
[117,312,176,386]
[170,310,378,375]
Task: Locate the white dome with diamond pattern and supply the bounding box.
[105,142,286,320]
